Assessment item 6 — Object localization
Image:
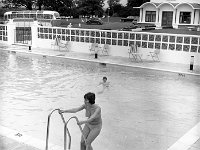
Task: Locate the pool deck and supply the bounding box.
[1,43,200,76]
[0,43,200,150]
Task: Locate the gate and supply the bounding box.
[14,27,32,44]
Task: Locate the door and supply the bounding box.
[14,27,32,44]
[162,11,173,27]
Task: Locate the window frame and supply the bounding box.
[179,11,191,24]
[145,11,156,22]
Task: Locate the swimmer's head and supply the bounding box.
[84,92,95,105]
[103,76,107,82]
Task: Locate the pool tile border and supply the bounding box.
[167,122,200,150]
[0,125,63,150]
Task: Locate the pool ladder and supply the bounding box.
[45,109,87,150]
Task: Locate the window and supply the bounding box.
[24,14,30,18]
[17,13,23,18]
[145,11,156,22]
[179,12,191,24]
[37,14,43,19]
[44,14,51,19]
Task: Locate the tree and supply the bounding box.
[3,0,35,10]
[107,0,120,16]
[127,0,150,7]
[43,0,72,11]
[78,0,104,17]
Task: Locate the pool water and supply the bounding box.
[0,51,200,150]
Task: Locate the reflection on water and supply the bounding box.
[0,51,200,150]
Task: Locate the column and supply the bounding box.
[31,21,39,48]
[6,19,16,45]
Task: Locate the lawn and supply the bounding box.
[59,17,133,30]
[58,17,200,35]
[140,28,200,35]
[1,16,200,35]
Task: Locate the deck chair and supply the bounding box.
[128,44,142,62]
[149,49,160,61]
[51,37,60,49]
[58,40,70,52]
[89,43,99,55]
[100,44,109,55]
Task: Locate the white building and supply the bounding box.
[137,0,200,28]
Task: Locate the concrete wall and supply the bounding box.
[1,23,200,66]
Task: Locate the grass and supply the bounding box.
[58,17,200,35]
[1,16,200,35]
[140,28,200,35]
[59,17,133,30]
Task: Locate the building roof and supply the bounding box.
[137,2,200,10]
[175,3,200,9]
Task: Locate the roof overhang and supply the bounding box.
[175,3,200,10]
[136,2,200,10]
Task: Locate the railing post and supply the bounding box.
[190,56,194,71]
[64,124,67,150]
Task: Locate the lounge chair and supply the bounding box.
[51,37,60,49]
[128,44,142,62]
[149,49,160,61]
[100,44,109,55]
[57,40,70,52]
[51,37,69,51]
[89,43,99,55]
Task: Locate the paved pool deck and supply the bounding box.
[1,43,200,76]
[0,43,200,150]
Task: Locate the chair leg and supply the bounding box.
[137,55,143,62]
[155,54,159,61]
[151,54,159,61]
[130,54,138,62]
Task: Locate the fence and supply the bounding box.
[37,27,200,54]
[0,23,200,65]
[0,24,8,41]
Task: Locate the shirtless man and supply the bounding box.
[59,92,102,150]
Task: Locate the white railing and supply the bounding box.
[0,24,8,41]
[37,26,200,53]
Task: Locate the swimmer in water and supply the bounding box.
[97,77,110,94]
[98,76,110,88]
[59,92,102,150]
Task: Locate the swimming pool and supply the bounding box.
[0,51,200,150]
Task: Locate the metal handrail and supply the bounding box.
[45,109,70,150]
[45,109,86,150]
[65,116,87,150]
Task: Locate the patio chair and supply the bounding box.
[57,40,70,52]
[149,49,160,61]
[51,37,60,49]
[128,44,142,62]
[89,43,99,55]
[51,37,70,52]
[100,44,109,55]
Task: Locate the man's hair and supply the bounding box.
[84,92,95,104]
[103,77,107,80]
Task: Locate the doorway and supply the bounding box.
[14,27,32,44]
[162,11,173,27]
